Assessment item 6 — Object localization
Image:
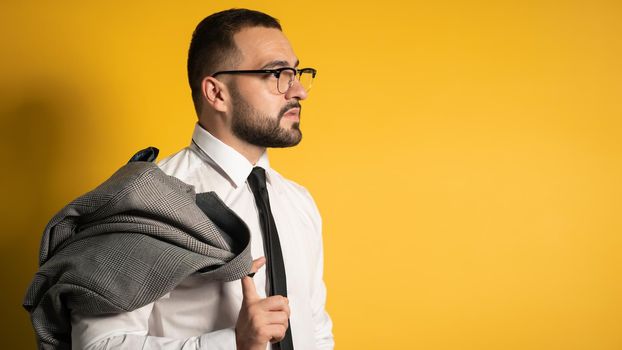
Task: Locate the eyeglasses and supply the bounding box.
[211,67,317,94]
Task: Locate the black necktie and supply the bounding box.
[247,167,294,350]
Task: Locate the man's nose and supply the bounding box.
[284,79,308,100]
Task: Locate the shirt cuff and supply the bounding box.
[199,328,236,350]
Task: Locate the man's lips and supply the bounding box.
[283,107,300,119]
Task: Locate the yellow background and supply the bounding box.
[2,1,621,349]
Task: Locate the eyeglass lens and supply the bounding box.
[277,70,314,94]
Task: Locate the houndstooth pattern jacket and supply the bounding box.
[23,153,253,350]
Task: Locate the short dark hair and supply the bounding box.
[187,9,282,114]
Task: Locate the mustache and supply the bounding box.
[278,101,302,118]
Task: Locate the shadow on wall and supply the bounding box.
[0,80,91,347]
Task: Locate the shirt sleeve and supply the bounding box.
[71,299,237,350]
[310,234,335,350]
[302,190,335,350]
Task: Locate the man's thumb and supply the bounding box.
[241,257,265,302]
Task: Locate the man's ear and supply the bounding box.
[201,76,228,113]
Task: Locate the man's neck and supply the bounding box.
[199,121,265,165]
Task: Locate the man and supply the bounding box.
[70,8,334,350]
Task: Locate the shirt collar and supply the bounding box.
[192,123,271,188]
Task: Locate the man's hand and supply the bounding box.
[235,257,290,350]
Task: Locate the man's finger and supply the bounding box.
[250,256,266,275]
[241,276,259,302]
[264,311,289,326]
[259,295,290,313]
[241,257,266,303]
[267,324,288,343]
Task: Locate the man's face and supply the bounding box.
[228,26,308,148]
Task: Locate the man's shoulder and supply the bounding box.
[157,146,209,183]
[158,147,194,175]
[157,145,230,193]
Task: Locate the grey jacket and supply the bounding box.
[23,159,252,350]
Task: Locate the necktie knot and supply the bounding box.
[248,167,267,192]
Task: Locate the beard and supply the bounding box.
[229,84,302,148]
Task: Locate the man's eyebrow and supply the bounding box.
[260,59,300,69]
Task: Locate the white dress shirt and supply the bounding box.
[70,124,334,350]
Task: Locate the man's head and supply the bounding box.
[188,9,311,150]
[187,9,282,113]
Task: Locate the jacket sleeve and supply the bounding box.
[71,298,236,350]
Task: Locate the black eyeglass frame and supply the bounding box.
[211,67,317,93]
